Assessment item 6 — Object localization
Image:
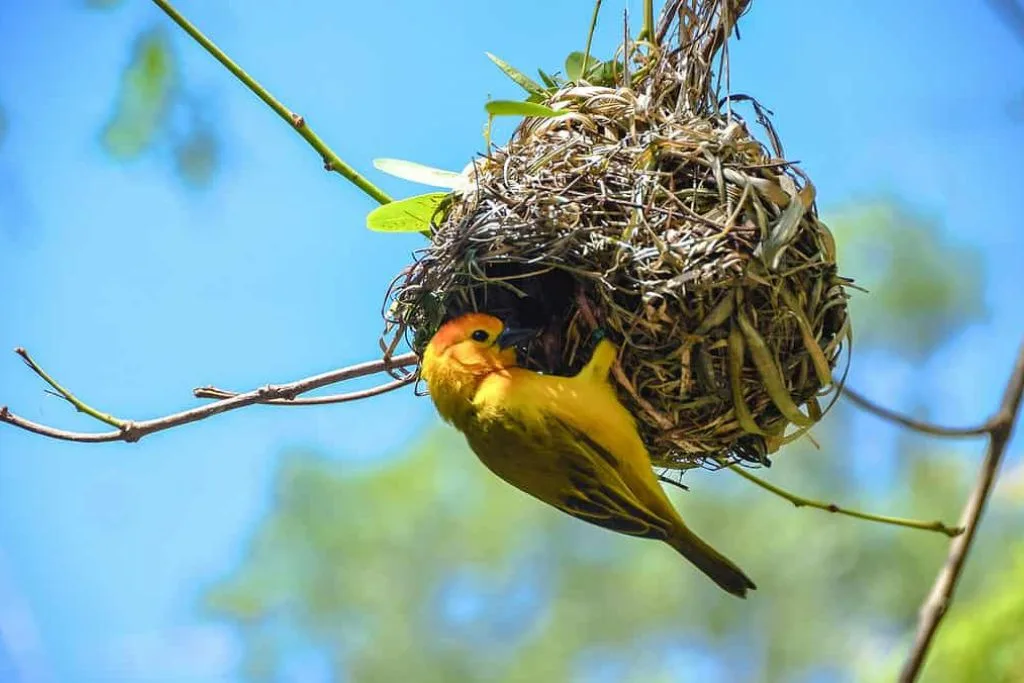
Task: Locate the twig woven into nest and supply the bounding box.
[383,0,852,470]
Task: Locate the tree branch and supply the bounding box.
[728,464,963,537]
[842,386,991,438]
[193,376,415,405]
[14,347,126,430]
[0,351,419,444]
[898,341,1024,682]
[150,0,392,205]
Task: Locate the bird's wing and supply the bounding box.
[467,407,673,542]
[547,416,674,540]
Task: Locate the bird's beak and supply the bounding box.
[496,327,539,350]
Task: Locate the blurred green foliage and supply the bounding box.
[831,202,986,357]
[203,203,1022,681]
[85,0,123,10]
[102,28,177,160]
[923,543,1024,682]
[95,1,219,187]
[173,124,219,186]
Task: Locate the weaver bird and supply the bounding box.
[420,312,756,597]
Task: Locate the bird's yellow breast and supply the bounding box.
[472,368,648,470]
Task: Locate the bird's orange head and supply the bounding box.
[420,313,537,422]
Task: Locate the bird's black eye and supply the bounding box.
[471,330,489,343]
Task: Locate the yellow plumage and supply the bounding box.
[421,313,756,597]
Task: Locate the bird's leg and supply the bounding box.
[578,289,617,348]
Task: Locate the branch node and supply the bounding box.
[322,157,335,172]
[0,406,8,419]
[120,421,142,443]
[290,112,305,128]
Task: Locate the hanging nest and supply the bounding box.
[382,0,852,470]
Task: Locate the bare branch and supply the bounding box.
[842,386,991,438]
[898,341,1024,682]
[193,376,415,405]
[0,351,419,444]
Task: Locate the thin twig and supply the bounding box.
[15,348,126,429]
[150,0,392,206]
[729,465,964,537]
[841,386,991,438]
[898,342,1024,682]
[0,351,419,443]
[655,0,685,44]
[193,376,414,405]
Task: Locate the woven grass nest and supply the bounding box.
[383,4,851,471]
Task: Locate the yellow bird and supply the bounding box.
[420,312,756,597]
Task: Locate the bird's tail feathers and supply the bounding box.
[668,528,757,598]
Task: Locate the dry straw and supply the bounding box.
[384,0,852,470]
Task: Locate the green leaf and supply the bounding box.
[484,100,565,118]
[537,68,558,89]
[373,158,466,190]
[596,59,620,86]
[366,192,448,234]
[565,52,611,83]
[565,51,587,81]
[485,52,545,96]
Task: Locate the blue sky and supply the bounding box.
[0,1,1022,681]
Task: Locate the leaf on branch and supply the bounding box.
[373,158,468,191]
[485,52,546,96]
[101,27,177,160]
[366,192,449,234]
[565,51,588,82]
[563,51,619,86]
[537,68,560,89]
[484,100,566,119]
